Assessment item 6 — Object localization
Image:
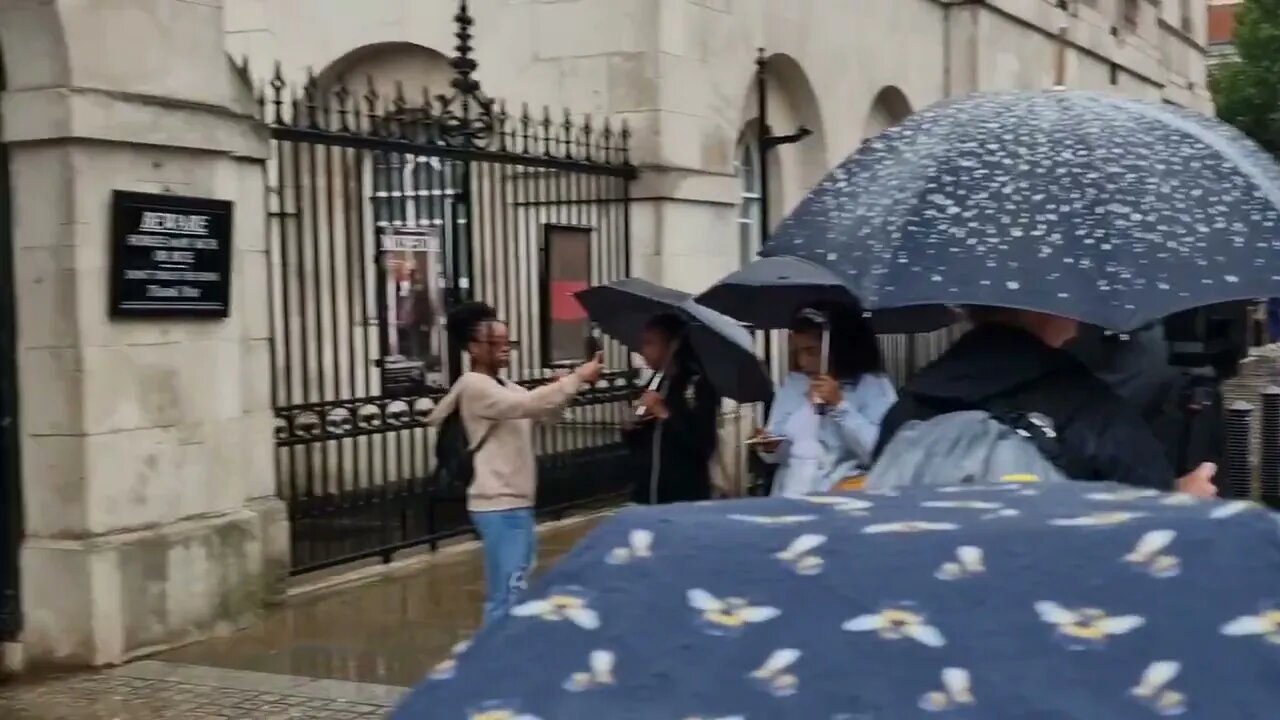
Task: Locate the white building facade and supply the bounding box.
[226,0,1212,293]
[0,0,1211,671]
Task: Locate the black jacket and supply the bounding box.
[623,367,719,504]
[1066,323,1220,474]
[873,323,1176,490]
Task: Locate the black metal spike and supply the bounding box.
[450,0,482,98]
[269,61,286,126]
[562,108,574,160]
[620,118,631,164]
[520,102,532,155]
[391,80,408,139]
[333,77,352,133]
[303,68,319,129]
[583,114,594,162]
[601,118,614,163]
[364,75,381,137]
[541,105,553,157]
[495,100,510,152]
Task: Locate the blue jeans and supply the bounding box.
[469,507,537,626]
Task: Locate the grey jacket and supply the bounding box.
[866,410,1070,491]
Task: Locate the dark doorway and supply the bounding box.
[0,48,23,643]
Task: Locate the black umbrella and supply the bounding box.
[764,89,1280,331]
[696,255,954,334]
[575,278,772,403]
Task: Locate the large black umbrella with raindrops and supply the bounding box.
[763,89,1280,331]
[575,278,773,403]
[696,255,954,334]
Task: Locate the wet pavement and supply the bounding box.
[0,516,601,719]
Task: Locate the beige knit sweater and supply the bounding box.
[427,371,583,512]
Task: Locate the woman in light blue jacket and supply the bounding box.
[754,306,897,497]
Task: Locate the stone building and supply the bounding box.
[0,0,1211,671]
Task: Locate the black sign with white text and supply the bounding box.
[109,190,233,318]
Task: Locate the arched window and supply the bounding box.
[735,131,763,267]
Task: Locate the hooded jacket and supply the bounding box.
[873,323,1176,491]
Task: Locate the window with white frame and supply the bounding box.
[735,132,763,267]
[371,152,463,230]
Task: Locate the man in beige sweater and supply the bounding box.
[429,302,603,625]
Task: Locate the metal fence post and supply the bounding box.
[1224,400,1254,500]
[1261,387,1280,504]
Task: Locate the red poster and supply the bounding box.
[549,280,589,321]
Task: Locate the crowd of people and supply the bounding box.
[427,297,1222,626]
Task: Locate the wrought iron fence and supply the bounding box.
[261,13,639,573]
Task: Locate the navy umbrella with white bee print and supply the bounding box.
[763,89,1280,331]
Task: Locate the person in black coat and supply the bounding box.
[623,313,720,505]
[872,307,1218,496]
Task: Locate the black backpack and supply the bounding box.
[431,405,495,499]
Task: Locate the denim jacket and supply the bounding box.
[758,372,897,497]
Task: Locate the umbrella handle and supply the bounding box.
[814,326,830,415]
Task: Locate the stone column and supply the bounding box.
[0,0,287,668]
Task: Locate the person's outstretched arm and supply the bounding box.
[468,354,602,420]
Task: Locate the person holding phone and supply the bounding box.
[622,313,721,504]
[753,304,896,497]
[428,301,604,625]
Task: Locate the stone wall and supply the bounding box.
[1,0,287,668]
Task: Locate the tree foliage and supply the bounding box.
[1210,0,1280,156]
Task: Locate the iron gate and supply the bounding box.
[263,19,638,574]
[0,51,21,641]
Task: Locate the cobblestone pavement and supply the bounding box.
[0,516,601,719]
[0,662,402,719]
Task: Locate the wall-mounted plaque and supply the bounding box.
[108,190,233,318]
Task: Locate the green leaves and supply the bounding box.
[1210,0,1280,156]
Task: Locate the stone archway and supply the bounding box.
[738,52,830,231]
[865,85,914,139]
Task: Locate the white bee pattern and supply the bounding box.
[1122,530,1181,578]
[727,514,818,526]
[687,588,781,636]
[1086,488,1162,502]
[1049,511,1147,527]
[800,495,875,515]
[1219,603,1280,645]
[427,638,472,681]
[562,650,616,692]
[748,649,802,697]
[1209,500,1258,519]
[1034,601,1146,650]
[1129,661,1187,716]
[918,667,976,713]
[774,534,827,576]
[843,602,947,648]
[605,529,655,565]
[922,500,1005,510]
[935,546,986,581]
[862,521,960,535]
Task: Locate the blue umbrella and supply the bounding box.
[765,90,1280,331]
[575,278,772,403]
[696,255,955,333]
[393,484,1280,719]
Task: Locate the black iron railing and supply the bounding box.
[259,2,638,574]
